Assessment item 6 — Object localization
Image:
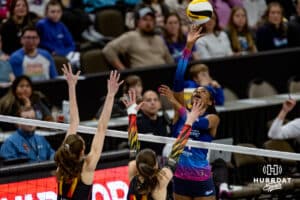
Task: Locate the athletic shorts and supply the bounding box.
[173,176,216,197]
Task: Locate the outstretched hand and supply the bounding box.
[186,24,205,49]
[107,70,123,96]
[122,89,144,111]
[61,63,81,86]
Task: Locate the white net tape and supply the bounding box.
[1,114,300,161]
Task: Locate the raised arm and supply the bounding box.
[173,25,204,106]
[268,99,297,139]
[164,101,203,174]
[61,64,80,139]
[85,71,123,171]
[122,89,144,180]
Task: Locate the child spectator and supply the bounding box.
[36,0,80,69]
[185,64,224,106]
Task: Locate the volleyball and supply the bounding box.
[186,0,213,25]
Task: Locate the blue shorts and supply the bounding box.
[173,176,216,197]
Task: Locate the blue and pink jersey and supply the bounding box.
[172,110,213,181]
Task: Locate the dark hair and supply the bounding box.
[55,134,85,181]
[163,12,185,44]
[122,75,143,94]
[11,75,33,97]
[191,87,218,115]
[9,0,29,17]
[135,149,159,195]
[45,0,63,15]
[0,75,33,114]
[21,26,39,37]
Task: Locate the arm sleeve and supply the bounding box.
[166,124,192,172]
[9,53,23,77]
[268,118,300,139]
[128,114,140,160]
[173,48,192,92]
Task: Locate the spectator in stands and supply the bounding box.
[36,0,80,69]
[96,74,144,118]
[0,36,15,85]
[55,66,122,199]
[195,11,233,59]
[185,64,225,106]
[268,98,300,141]
[256,2,288,51]
[0,75,54,131]
[135,90,171,156]
[0,106,55,162]
[103,6,174,70]
[242,0,267,30]
[287,0,300,47]
[135,0,170,29]
[210,0,243,29]
[0,0,39,55]
[60,0,98,43]
[164,0,191,34]
[163,13,200,63]
[266,0,296,20]
[9,26,58,81]
[226,6,257,55]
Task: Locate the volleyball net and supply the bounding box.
[0,114,300,199]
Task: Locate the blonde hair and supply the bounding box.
[189,64,209,79]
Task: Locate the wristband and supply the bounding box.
[127,103,138,115]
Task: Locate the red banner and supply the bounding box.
[0,166,129,200]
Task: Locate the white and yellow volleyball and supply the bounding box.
[186,0,213,25]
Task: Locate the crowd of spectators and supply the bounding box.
[0,0,299,83]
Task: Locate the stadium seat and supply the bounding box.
[223,87,239,102]
[288,76,300,93]
[95,8,125,38]
[263,139,297,173]
[53,56,68,75]
[248,78,278,98]
[80,49,109,74]
[232,143,266,185]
